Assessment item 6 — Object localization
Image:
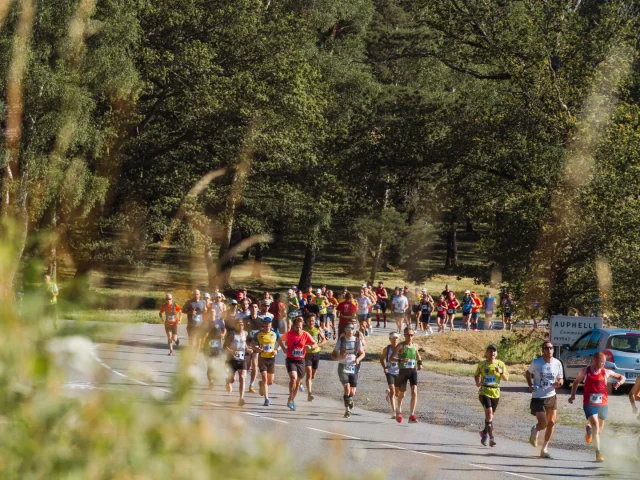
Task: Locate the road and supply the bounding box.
[66,322,639,480]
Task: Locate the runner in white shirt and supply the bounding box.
[526,341,564,458]
[356,289,373,337]
[392,290,409,333]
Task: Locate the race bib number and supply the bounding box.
[422,305,431,312]
[343,363,356,374]
[209,339,221,349]
[234,351,245,361]
[540,380,551,388]
[589,393,603,405]
[447,309,455,315]
[288,310,299,319]
[483,375,497,386]
[402,359,416,369]
[262,344,274,353]
[292,348,304,358]
[193,314,203,323]
[388,362,398,370]
[327,306,334,313]
[167,315,175,322]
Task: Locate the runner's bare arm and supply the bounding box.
[629,381,640,413]
[380,348,387,370]
[390,344,402,363]
[355,346,365,365]
[501,363,509,382]
[606,369,625,389]
[569,368,586,403]
[525,370,534,392]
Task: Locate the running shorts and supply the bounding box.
[378,300,387,312]
[479,395,499,412]
[305,352,320,370]
[420,313,431,324]
[357,313,369,322]
[187,319,203,335]
[395,368,418,391]
[228,358,248,372]
[338,363,359,387]
[285,357,305,377]
[471,312,480,320]
[530,395,557,415]
[164,323,178,335]
[583,404,608,420]
[258,357,276,374]
[386,373,398,386]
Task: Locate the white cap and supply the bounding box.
[204,292,211,299]
[421,288,427,293]
[214,292,221,298]
[465,290,470,294]
[230,299,238,305]
[287,289,294,294]
[389,332,400,338]
[361,283,367,288]
[315,288,322,294]
[165,293,172,299]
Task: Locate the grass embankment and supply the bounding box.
[322,329,548,382]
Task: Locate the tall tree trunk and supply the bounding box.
[204,243,217,291]
[251,243,263,278]
[465,216,473,233]
[7,187,29,291]
[445,224,458,268]
[242,246,251,260]
[369,187,389,284]
[298,245,315,290]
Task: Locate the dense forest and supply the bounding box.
[1,0,640,324]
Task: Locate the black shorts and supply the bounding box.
[447,309,455,315]
[395,368,418,391]
[305,352,320,370]
[530,396,557,415]
[420,313,431,324]
[187,320,204,335]
[338,363,359,387]
[258,357,276,374]
[285,357,305,377]
[228,357,248,372]
[378,300,387,312]
[479,395,499,412]
[411,304,421,313]
[386,373,398,386]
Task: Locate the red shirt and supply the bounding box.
[268,301,285,320]
[376,287,388,301]
[471,297,482,313]
[436,301,446,314]
[583,366,608,406]
[283,330,315,360]
[337,301,357,324]
[446,299,459,310]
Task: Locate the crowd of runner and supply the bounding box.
[158,283,640,463]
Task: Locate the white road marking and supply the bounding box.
[245,412,289,424]
[381,443,407,450]
[307,427,360,440]
[467,463,542,480]
[468,463,494,470]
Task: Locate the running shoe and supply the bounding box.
[299,385,305,392]
[307,393,314,402]
[376,323,380,328]
[259,381,264,396]
[409,415,418,423]
[391,414,396,419]
[349,399,354,410]
[396,414,403,423]
[344,410,351,418]
[249,385,256,394]
[238,398,245,407]
[529,426,538,447]
[585,424,593,444]
[596,451,604,463]
[489,438,496,447]
[264,398,270,407]
[226,383,232,393]
[480,431,488,446]
[175,339,180,346]
[288,402,296,411]
[540,450,551,459]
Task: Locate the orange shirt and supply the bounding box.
[160,301,182,324]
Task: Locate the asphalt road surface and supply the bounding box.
[66,322,638,480]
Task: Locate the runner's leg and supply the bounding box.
[542,409,556,451]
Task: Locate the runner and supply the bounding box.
[502,292,515,331]
[483,291,495,330]
[403,286,412,329]
[325,289,339,339]
[390,327,422,423]
[313,288,329,333]
[470,291,482,331]
[435,295,447,333]
[411,288,422,330]
[445,291,459,332]
[223,319,252,406]
[254,316,280,406]
[159,293,182,355]
[364,285,377,334]
[261,291,273,308]
[224,299,239,332]
[213,285,226,302]
[278,317,318,411]
[337,292,357,337]
[526,341,564,458]
[568,352,625,462]
[304,286,316,302]
[419,290,434,335]
[375,281,389,328]
[202,305,226,389]
[212,292,226,329]
[268,293,287,334]
[246,302,266,394]
[356,288,373,336]
[183,290,207,350]
[287,288,299,317]
[303,314,327,401]
[629,376,640,419]
[44,274,59,328]
[201,292,213,351]
[331,320,366,418]
[461,290,473,331]
[441,284,451,298]
[380,332,401,419]
[474,344,509,447]
[392,287,408,333]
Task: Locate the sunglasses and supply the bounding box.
[406,333,414,337]
[543,346,554,350]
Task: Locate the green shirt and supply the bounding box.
[288,296,299,313]
[46,282,58,304]
[398,342,418,369]
[303,327,321,354]
[314,296,327,315]
[474,360,507,399]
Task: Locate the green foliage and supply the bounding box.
[497,329,547,365]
